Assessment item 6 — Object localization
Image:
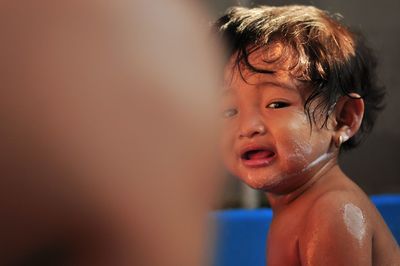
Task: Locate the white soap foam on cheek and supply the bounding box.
[284,121,334,176]
[271,119,335,182]
[343,203,367,245]
[284,137,313,172]
[284,118,314,163]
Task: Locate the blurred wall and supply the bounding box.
[207,0,400,207]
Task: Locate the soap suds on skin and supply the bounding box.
[343,203,367,244]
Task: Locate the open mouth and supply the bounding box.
[241,148,275,167]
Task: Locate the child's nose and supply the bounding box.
[238,113,266,139]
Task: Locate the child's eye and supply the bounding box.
[222,108,238,118]
[266,101,290,109]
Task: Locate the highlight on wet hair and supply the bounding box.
[214,5,385,150]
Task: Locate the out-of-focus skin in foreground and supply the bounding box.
[0,0,222,265]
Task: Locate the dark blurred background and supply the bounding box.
[205,0,400,208]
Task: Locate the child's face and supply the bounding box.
[220,48,335,193]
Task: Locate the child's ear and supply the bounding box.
[332,93,364,148]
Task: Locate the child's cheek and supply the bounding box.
[278,135,312,176]
[219,125,237,170]
[275,114,314,173]
[278,115,332,177]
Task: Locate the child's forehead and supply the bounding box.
[223,45,309,94]
[248,42,293,69]
[227,41,297,69]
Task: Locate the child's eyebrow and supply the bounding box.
[255,80,297,92]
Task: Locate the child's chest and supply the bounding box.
[266,212,306,266]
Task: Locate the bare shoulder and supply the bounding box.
[298,189,374,265]
[307,186,372,218]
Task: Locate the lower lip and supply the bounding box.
[241,155,275,168]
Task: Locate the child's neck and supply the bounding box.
[265,157,340,214]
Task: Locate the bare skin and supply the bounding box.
[267,165,400,266]
[221,47,400,265]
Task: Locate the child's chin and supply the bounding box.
[240,174,285,192]
[240,177,273,191]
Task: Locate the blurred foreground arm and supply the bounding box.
[0,0,222,265]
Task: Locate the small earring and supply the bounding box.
[335,135,344,148]
[335,134,349,148]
